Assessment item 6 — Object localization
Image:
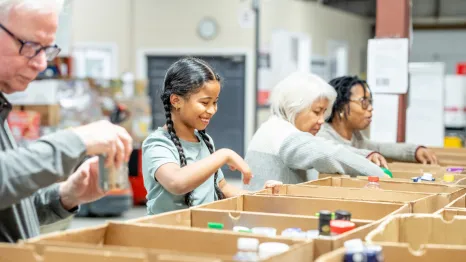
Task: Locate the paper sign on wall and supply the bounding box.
[369,93,399,143]
[367,38,409,94]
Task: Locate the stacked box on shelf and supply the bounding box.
[23,221,313,262]
[301,177,466,203]
[1,242,222,262]
[255,184,445,213]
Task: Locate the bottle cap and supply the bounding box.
[443,174,455,183]
[258,242,290,259]
[237,237,259,252]
[381,167,393,178]
[330,220,356,235]
[207,222,224,230]
[368,176,379,182]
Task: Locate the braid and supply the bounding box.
[198,130,225,201]
[161,95,194,206]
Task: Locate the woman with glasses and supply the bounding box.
[317,76,437,165]
[244,72,387,191]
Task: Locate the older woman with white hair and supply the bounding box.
[245,72,386,190]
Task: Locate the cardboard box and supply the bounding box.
[13,104,61,126]
[0,243,220,262]
[255,184,444,213]
[25,222,313,262]
[302,177,466,203]
[435,208,466,220]
[365,214,466,249]
[194,195,410,221]
[129,208,373,259]
[388,162,466,174]
[443,193,466,209]
[315,243,466,262]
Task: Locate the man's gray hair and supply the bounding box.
[270,72,337,125]
[0,0,64,20]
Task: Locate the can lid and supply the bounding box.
[207,222,224,229]
[443,173,455,182]
[330,220,356,235]
[335,209,350,216]
[368,176,379,182]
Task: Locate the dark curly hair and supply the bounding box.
[160,57,225,206]
[327,76,370,123]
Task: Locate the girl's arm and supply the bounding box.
[218,178,282,198]
[155,148,252,195]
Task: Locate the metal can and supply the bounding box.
[98,155,129,192]
[318,210,332,236]
[335,209,352,221]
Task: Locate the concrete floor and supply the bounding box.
[69,178,244,229]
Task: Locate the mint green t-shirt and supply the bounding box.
[142,127,224,215]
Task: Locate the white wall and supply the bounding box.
[70,0,371,77]
[411,30,466,74]
[70,0,132,74]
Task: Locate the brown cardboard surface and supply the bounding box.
[256,184,441,213]
[127,209,191,226]
[25,222,313,262]
[302,177,466,203]
[435,208,466,221]
[444,193,466,208]
[315,243,466,262]
[0,243,161,262]
[195,195,410,221]
[365,214,466,250]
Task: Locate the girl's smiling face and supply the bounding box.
[171,80,221,131]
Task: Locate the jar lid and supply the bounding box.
[330,220,356,235]
[368,176,379,182]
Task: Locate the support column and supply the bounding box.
[375,0,411,143]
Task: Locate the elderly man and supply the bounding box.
[0,0,133,242]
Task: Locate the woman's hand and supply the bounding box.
[415,147,438,165]
[367,152,388,168]
[263,180,283,194]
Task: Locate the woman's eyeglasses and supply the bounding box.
[350,97,373,110]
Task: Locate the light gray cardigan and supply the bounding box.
[244,116,386,191]
[317,122,418,162]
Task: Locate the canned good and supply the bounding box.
[318,210,332,236]
[99,155,129,191]
[335,210,352,221]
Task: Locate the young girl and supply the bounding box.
[142,57,281,215]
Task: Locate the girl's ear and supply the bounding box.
[170,94,183,110]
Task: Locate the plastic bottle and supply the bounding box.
[365,244,384,262]
[364,176,381,189]
[344,239,367,262]
[258,242,290,259]
[233,238,260,261]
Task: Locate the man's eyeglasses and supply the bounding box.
[0,23,61,61]
[350,97,373,110]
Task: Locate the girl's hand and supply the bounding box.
[222,149,253,185]
[415,147,438,165]
[263,180,283,195]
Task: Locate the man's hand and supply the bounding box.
[72,120,133,168]
[59,157,105,210]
